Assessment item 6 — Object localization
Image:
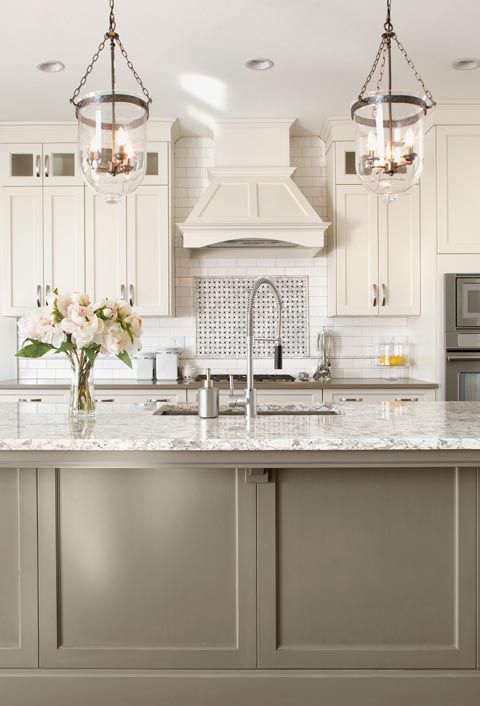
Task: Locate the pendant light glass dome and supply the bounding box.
[70,0,152,204]
[351,0,435,201]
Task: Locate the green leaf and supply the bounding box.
[83,346,98,364]
[55,339,75,354]
[117,351,132,368]
[16,341,54,358]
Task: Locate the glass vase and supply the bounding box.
[70,355,95,418]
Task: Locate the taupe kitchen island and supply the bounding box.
[0,401,479,706]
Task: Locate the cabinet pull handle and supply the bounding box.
[120,284,126,300]
[381,283,387,307]
[372,283,377,308]
[394,397,419,402]
[35,155,41,178]
[97,398,115,403]
[339,397,363,402]
[129,284,134,306]
[44,154,50,178]
[45,285,51,304]
[36,285,42,308]
[18,398,42,403]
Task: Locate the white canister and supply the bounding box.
[155,349,179,381]
[133,353,156,380]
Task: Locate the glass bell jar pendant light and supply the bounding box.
[69,0,152,204]
[351,0,435,200]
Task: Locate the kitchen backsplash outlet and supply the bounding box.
[18,135,409,381]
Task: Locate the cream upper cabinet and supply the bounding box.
[1,187,44,315]
[143,142,169,185]
[332,185,379,316]
[86,184,173,316]
[327,141,421,317]
[126,185,173,315]
[41,143,83,186]
[85,192,127,303]
[0,142,82,186]
[0,143,43,186]
[0,186,85,316]
[437,125,480,253]
[43,187,85,299]
[378,186,420,316]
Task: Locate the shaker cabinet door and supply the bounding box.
[258,466,477,669]
[437,125,480,253]
[378,186,420,316]
[38,466,256,669]
[0,468,38,667]
[0,187,44,315]
[85,190,127,303]
[126,185,173,315]
[334,185,379,316]
[43,186,85,300]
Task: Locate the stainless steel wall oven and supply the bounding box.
[445,274,480,400]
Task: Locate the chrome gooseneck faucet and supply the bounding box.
[229,276,283,418]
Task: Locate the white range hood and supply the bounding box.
[178,119,330,256]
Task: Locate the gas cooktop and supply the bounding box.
[195,374,295,383]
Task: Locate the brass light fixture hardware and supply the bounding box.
[70,0,152,204]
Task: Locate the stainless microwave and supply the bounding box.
[445,274,480,331]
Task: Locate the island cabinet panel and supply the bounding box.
[0,468,38,667]
[257,466,477,669]
[38,466,256,669]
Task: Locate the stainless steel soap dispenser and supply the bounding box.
[198,369,219,418]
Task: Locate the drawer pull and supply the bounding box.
[339,397,363,402]
[97,398,115,403]
[147,398,169,403]
[394,397,419,402]
[18,398,43,402]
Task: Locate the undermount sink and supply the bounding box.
[154,403,340,416]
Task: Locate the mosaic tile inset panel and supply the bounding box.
[195,276,309,358]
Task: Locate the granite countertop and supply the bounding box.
[0,377,439,390]
[0,401,477,452]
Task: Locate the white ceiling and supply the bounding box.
[1,0,480,135]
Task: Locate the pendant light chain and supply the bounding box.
[70,0,152,106]
[356,0,435,108]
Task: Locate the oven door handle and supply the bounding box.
[447,353,480,361]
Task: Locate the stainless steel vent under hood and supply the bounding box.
[178,119,330,256]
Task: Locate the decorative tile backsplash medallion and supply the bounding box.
[195,276,309,358]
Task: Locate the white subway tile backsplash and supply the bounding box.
[21,134,409,382]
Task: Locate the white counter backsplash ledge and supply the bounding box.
[19,135,409,382]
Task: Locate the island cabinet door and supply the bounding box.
[38,466,256,669]
[257,466,477,669]
[0,468,38,667]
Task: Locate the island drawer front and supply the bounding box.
[0,468,38,668]
[37,466,256,669]
[93,390,187,405]
[323,388,436,403]
[257,466,477,669]
[186,389,324,405]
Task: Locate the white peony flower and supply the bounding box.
[123,313,143,339]
[18,309,66,348]
[102,322,133,355]
[61,303,104,349]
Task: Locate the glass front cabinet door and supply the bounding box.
[0,143,83,186]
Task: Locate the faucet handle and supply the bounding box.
[229,374,235,397]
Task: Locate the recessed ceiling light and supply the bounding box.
[37,60,65,73]
[452,58,480,71]
[245,58,274,71]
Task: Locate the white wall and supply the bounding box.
[19,135,409,381]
